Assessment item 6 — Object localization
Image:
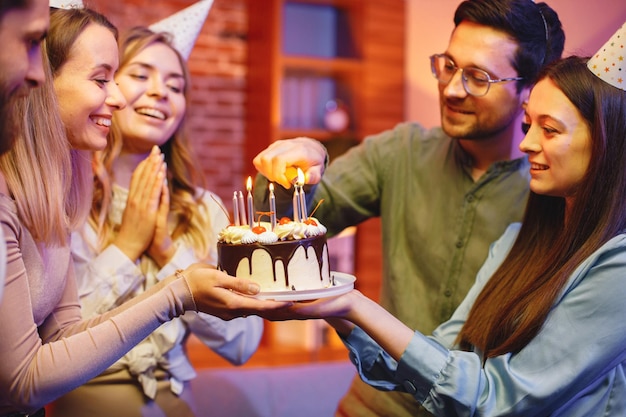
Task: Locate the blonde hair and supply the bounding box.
[91,27,212,260]
[0,57,89,245]
[0,7,116,245]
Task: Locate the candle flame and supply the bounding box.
[269,182,274,193]
[246,176,252,191]
[296,167,305,186]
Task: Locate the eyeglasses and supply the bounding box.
[429,54,524,97]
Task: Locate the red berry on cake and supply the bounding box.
[252,225,266,234]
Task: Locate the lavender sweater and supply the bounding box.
[0,194,195,414]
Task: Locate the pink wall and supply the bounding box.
[406,0,626,127]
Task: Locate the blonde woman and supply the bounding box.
[0,9,280,416]
[51,27,264,417]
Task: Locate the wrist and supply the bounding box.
[150,242,176,267]
[175,269,198,312]
[113,238,143,262]
[344,290,368,327]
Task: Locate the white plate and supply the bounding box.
[255,271,356,301]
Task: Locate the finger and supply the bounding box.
[255,140,308,187]
[151,164,167,211]
[257,139,326,187]
[134,146,160,180]
[149,180,172,256]
[145,157,166,203]
[156,180,170,221]
[221,276,261,295]
[138,161,165,212]
[254,151,290,188]
[127,152,160,204]
[304,165,323,185]
[128,158,150,194]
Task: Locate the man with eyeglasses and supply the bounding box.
[253,1,565,415]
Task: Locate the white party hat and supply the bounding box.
[587,22,625,91]
[148,0,214,60]
[49,0,83,8]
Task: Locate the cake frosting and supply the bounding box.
[217,217,331,292]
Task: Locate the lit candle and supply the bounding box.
[246,176,254,228]
[238,191,246,225]
[296,168,307,220]
[293,186,300,222]
[269,183,277,230]
[232,191,240,226]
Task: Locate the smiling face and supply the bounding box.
[519,78,592,200]
[114,41,187,153]
[53,23,126,151]
[439,21,527,141]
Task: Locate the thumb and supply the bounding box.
[304,165,324,185]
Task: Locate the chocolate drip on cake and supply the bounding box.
[218,235,327,289]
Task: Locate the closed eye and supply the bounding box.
[542,126,558,135]
[130,74,148,81]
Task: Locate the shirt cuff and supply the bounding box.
[396,332,449,402]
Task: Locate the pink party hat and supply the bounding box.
[587,22,625,91]
[149,0,214,60]
[49,0,83,8]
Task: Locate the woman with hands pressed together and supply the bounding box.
[0,7,282,416]
[51,26,264,417]
[261,29,626,416]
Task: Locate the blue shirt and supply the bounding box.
[343,223,626,416]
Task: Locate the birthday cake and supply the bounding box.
[217,217,331,292]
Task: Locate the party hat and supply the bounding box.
[587,22,625,91]
[149,0,214,60]
[49,0,83,8]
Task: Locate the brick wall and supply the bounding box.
[86,0,249,203]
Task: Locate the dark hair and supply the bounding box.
[459,56,626,358]
[45,7,118,76]
[0,0,29,18]
[454,0,565,92]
